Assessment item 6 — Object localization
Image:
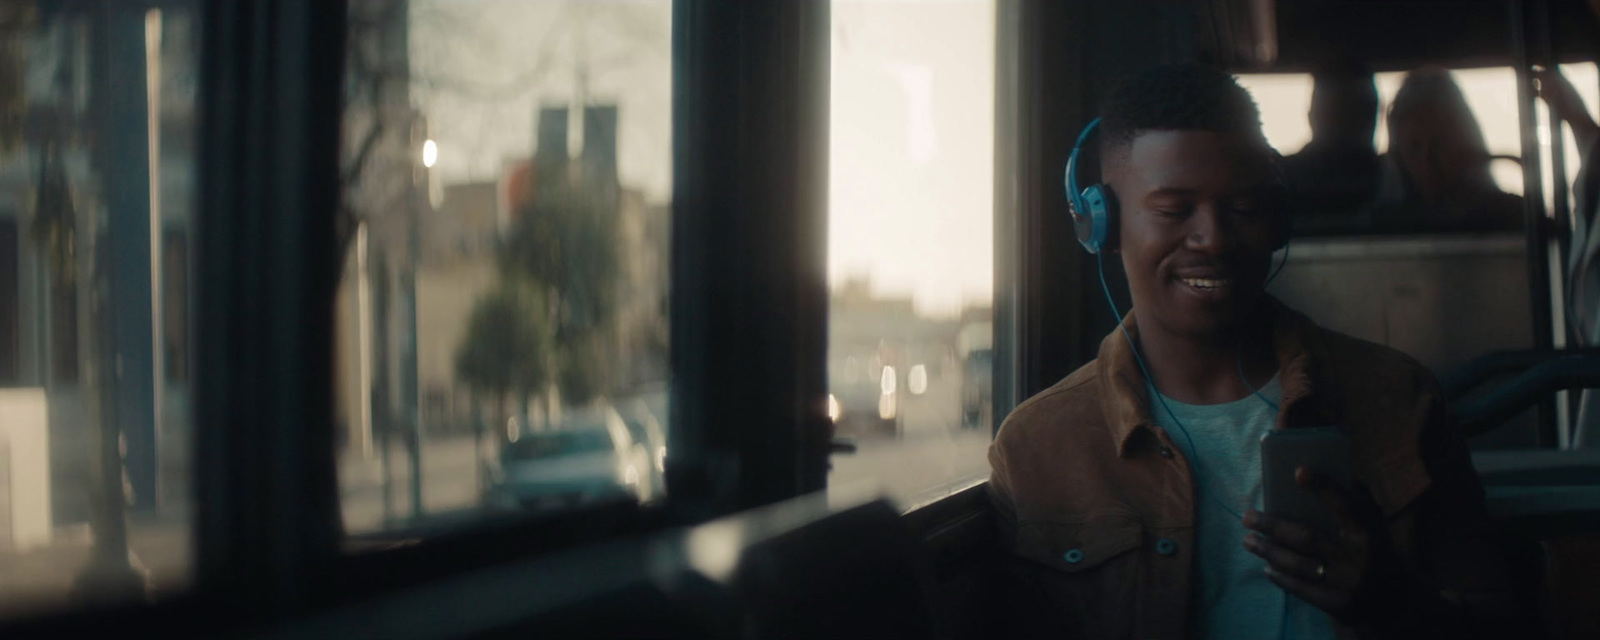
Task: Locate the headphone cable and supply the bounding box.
[1097,251,1301,638]
[1097,251,1246,521]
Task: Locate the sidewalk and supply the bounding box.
[0,434,494,620]
[339,434,490,533]
[0,511,191,621]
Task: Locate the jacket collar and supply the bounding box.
[1098,297,1334,457]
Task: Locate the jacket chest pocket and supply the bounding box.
[1011,514,1145,639]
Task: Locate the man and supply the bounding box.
[1282,59,1382,225]
[987,65,1544,639]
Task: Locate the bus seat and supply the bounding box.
[731,499,942,639]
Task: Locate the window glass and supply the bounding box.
[337,0,671,537]
[1240,63,1600,221]
[826,0,995,509]
[0,3,198,619]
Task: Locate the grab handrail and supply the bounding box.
[1453,356,1600,437]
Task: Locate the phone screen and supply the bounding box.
[1260,427,1353,535]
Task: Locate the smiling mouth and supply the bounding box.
[1178,277,1233,290]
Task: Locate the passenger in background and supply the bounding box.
[1283,59,1382,229]
[1376,68,1523,233]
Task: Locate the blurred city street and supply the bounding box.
[0,513,191,620]
[0,378,993,620]
[828,374,992,509]
[336,374,994,533]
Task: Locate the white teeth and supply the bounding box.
[1180,278,1231,289]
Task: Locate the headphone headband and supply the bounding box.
[1065,117,1100,220]
[1064,118,1112,253]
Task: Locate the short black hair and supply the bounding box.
[1099,64,1269,166]
[1309,58,1378,140]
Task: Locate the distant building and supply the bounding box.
[416,182,500,433]
[831,278,920,350]
[532,104,621,197]
[613,187,669,391]
[498,156,532,233]
[336,173,505,450]
[828,278,994,386]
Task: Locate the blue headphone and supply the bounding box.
[1064,118,1114,254]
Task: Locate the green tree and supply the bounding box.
[557,331,611,408]
[500,176,620,407]
[455,281,555,445]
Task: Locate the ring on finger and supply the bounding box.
[1313,563,1327,581]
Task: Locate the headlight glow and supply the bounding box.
[878,393,897,420]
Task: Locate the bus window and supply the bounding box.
[1239,63,1600,235]
[335,0,672,537]
[826,0,996,509]
[0,4,200,620]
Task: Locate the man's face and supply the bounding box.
[1107,130,1282,340]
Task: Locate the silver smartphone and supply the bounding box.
[1260,427,1354,535]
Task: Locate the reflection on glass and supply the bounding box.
[826,0,995,509]
[337,0,671,537]
[0,4,198,619]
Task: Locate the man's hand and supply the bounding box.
[1242,467,1408,627]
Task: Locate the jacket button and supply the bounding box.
[1157,538,1178,556]
[1158,445,1174,459]
[1063,548,1085,564]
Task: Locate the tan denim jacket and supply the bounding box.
[986,299,1540,640]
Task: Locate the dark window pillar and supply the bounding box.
[671,1,832,517]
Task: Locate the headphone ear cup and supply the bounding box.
[1076,184,1114,254]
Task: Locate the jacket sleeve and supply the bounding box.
[1356,382,1549,640]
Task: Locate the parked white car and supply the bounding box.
[483,405,651,513]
